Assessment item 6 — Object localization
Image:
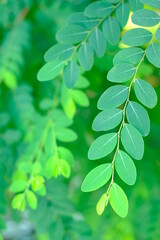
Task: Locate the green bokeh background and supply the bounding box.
[0,0,160,239]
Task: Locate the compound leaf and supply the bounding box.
[78,43,94,71]
[89,29,106,57]
[146,43,160,68]
[132,9,160,27]
[63,60,79,89]
[115,2,129,28]
[84,1,114,18]
[102,17,120,46]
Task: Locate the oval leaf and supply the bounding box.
[115,2,129,28]
[113,47,144,65]
[88,133,117,160]
[132,9,160,27]
[109,183,128,218]
[126,101,150,136]
[107,63,135,83]
[146,43,160,68]
[81,163,112,192]
[92,108,122,131]
[115,150,137,185]
[84,1,114,18]
[134,79,157,109]
[96,193,108,216]
[44,44,74,62]
[37,60,64,82]
[56,25,88,44]
[121,123,144,160]
[102,17,120,46]
[89,29,106,57]
[98,85,129,110]
[78,43,94,71]
[122,28,152,46]
[63,60,79,89]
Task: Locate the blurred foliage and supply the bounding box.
[0,0,160,239]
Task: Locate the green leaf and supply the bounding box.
[102,17,120,46]
[89,29,106,57]
[132,9,160,27]
[122,28,152,46]
[10,180,27,193]
[71,90,89,107]
[18,162,32,173]
[56,128,77,142]
[26,190,37,210]
[58,147,74,166]
[155,27,160,42]
[107,63,135,83]
[115,150,137,185]
[92,108,122,131]
[74,76,90,89]
[107,0,120,3]
[96,193,108,216]
[88,133,117,160]
[84,1,114,18]
[115,3,129,28]
[67,12,99,30]
[59,159,71,178]
[12,194,25,211]
[113,47,144,65]
[109,183,128,218]
[63,60,79,89]
[44,44,74,61]
[146,43,160,68]
[78,43,94,71]
[37,60,64,82]
[126,101,150,136]
[81,163,112,192]
[121,123,144,160]
[56,25,88,44]
[129,0,143,11]
[140,0,160,8]
[134,79,157,109]
[98,85,129,110]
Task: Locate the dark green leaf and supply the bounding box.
[98,85,129,110]
[121,123,144,160]
[107,63,135,82]
[81,163,112,192]
[88,133,117,160]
